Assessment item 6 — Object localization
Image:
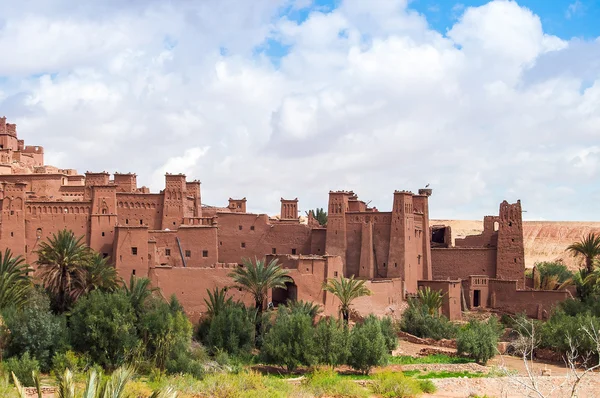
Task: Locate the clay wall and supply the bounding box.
[418,279,462,321]
[113,226,149,279]
[113,173,137,193]
[352,279,405,318]
[345,212,392,278]
[116,194,163,229]
[216,212,312,264]
[489,279,569,319]
[431,247,497,280]
[462,275,491,309]
[310,228,327,255]
[496,201,526,287]
[148,226,218,267]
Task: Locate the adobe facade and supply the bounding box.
[0,117,568,320]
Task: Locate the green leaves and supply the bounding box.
[567,233,600,274]
[228,258,292,311]
[322,276,372,322]
[0,249,33,310]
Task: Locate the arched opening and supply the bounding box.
[493,221,499,231]
[272,280,297,307]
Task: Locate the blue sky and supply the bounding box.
[409,0,600,39]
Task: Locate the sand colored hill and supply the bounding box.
[431,220,600,270]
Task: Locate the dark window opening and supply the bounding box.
[102,253,108,258]
[220,241,223,246]
[202,250,208,257]
[508,221,513,227]
[394,263,398,267]
[514,258,517,263]
[165,248,171,256]
[131,247,138,255]
[25,245,27,253]
[10,232,13,237]
[334,271,338,277]
[238,225,243,230]
[102,232,105,237]
[173,222,176,225]
[126,219,129,224]
[132,269,136,276]
[241,242,246,248]
[291,248,297,255]
[185,250,191,257]
[473,290,481,307]
[383,263,386,267]
[10,210,14,215]
[272,248,277,254]
[140,220,143,225]
[250,226,255,231]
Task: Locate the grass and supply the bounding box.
[389,354,474,365]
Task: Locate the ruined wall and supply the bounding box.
[149,226,218,267]
[431,248,497,280]
[489,279,569,319]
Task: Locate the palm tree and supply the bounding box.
[36,229,91,312]
[322,275,372,323]
[416,287,444,315]
[285,300,323,321]
[84,253,119,294]
[0,249,33,310]
[228,257,292,313]
[122,275,158,315]
[204,287,234,318]
[567,233,600,274]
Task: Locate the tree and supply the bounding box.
[306,208,327,226]
[228,258,292,313]
[314,317,349,367]
[206,304,255,356]
[0,249,33,310]
[533,262,574,291]
[36,229,91,312]
[567,233,600,274]
[285,300,323,321]
[347,316,388,374]
[457,318,501,365]
[84,253,119,294]
[416,287,444,315]
[322,276,372,323]
[204,287,234,319]
[122,275,158,316]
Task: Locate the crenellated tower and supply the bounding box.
[325,191,351,274]
[387,191,417,293]
[495,200,525,287]
[161,173,186,229]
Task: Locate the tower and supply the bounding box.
[161,174,185,229]
[495,200,525,288]
[387,191,417,293]
[0,182,27,257]
[325,191,351,275]
[89,185,117,256]
[280,198,298,220]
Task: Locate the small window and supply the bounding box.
[202,250,208,257]
[291,248,297,255]
[132,269,136,276]
[383,263,386,267]
[220,241,223,246]
[140,220,143,225]
[272,248,276,254]
[131,247,138,255]
[10,232,13,237]
[241,242,246,248]
[334,271,338,277]
[126,219,129,224]
[10,210,14,215]
[25,245,27,253]
[238,225,243,230]
[250,226,255,231]
[165,248,171,256]
[102,232,105,237]
[394,263,397,268]
[173,222,176,225]
[185,250,191,257]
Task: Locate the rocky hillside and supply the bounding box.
[431,220,600,270]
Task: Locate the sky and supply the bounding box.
[0,0,600,221]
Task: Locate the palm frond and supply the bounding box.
[323,275,372,322]
[56,368,76,398]
[204,287,233,318]
[0,248,33,310]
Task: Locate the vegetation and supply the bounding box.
[416,287,444,315]
[0,250,32,311]
[322,276,372,323]
[370,370,432,397]
[313,317,349,367]
[306,208,328,226]
[347,316,388,374]
[457,318,501,365]
[302,368,368,398]
[206,304,255,356]
[533,261,574,290]
[388,354,474,365]
[203,287,234,319]
[567,232,600,274]
[284,300,323,321]
[400,298,457,339]
[228,258,292,313]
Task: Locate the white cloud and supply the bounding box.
[1,0,599,220]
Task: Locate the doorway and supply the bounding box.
[272,281,297,307]
[473,290,481,307]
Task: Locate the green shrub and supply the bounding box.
[314,317,349,367]
[206,304,255,356]
[400,302,457,340]
[4,352,40,386]
[347,316,388,374]
[370,370,423,397]
[380,316,398,353]
[1,289,68,372]
[419,379,436,393]
[69,290,139,369]
[559,298,600,317]
[51,350,89,376]
[540,311,600,354]
[199,370,293,398]
[302,367,368,397]
[457,318,501,364]
[260,309,316,371]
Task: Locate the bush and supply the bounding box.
[51,350,89,376]
[457,318,501,364]
[400,302,457,340]
[4,352,40,386]
[347,316,388,374]
[370,370,423,397]
[314,317,349,367]
[138,296,194,369]
[2,289,68,372]
[199,370,293,398]
[540,311,600,354]
[380,316,398,353]
[302,368,368,397]
[206,304,255,356]
[69,290,139,369]
[260,309,316,371]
